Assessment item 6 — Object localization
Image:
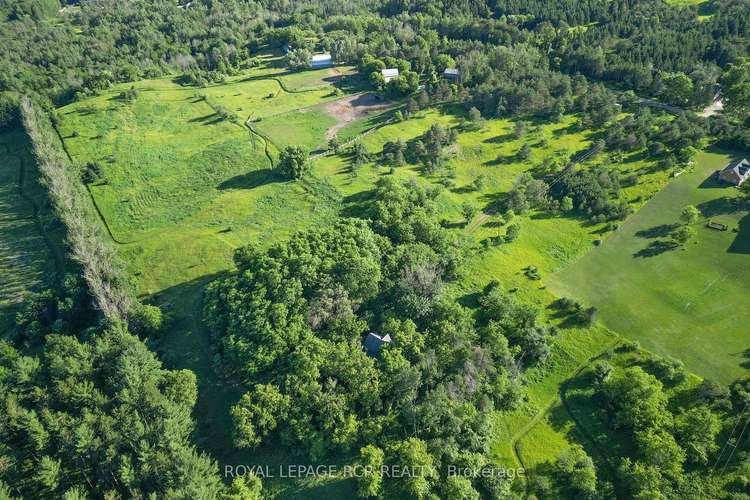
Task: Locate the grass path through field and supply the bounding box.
[557,345,624,492]
[505,334,621,495]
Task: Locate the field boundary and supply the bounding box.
[21,97,133,320]
[48,117,133,245]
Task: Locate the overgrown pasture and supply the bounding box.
[55,61,355,295]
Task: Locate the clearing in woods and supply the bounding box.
[56,57,361,295]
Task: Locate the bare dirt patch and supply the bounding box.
[320,92,392,140]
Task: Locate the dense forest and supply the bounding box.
[0,0,748,109]
[3,0,750,498]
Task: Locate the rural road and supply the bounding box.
[638,95,723,117]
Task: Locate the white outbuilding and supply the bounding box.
[381,68,400,83]
[310,53,332,68]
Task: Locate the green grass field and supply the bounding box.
[254,106,336,151]
[549,150,749,384]
[663,0,714,21]
[56,60,355,295]
[0,129,60,332]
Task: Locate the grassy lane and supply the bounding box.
[0,130,60,332]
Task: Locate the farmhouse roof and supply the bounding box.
[720,158,750,185]
[382,68,399,78]
[443,68,460,77]
[364,332,392,356]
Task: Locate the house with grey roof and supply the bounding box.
[719,158,750,186]
[443,68,460,81]
[364,332,391,356]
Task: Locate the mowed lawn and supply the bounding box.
[0,130,59,332]
[548,149,750,383]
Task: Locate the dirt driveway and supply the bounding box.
[320,93,392,140]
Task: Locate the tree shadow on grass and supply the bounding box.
[551,121,580,137]
[189,113,225,126]
[340,188,376,218]
[73,106,97,116]
[457,291,481,309]
[441,219,465,229]
[528,211,558,221]
[483,132,515,144]
[188,113,218,123]
[728,214,750,254]
[633,239,678,258]
[635,223,679,239]
[621,150,649,164]
[697,196,741,218]
[218,169,281,190]
[483,155,514,166]
[734,348,750,370]
[479,191,509,214]
[451,185,476,194]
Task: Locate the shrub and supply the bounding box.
[555,297,577,310]
[525,265,540,280]
[130,304,164,336]
[593,360,614,384]
[653,357,686,384]
[505,222,521,243]
[620,340,640,352]
[277,146,310,179]
[576,306,598,326]
[80,161,103,184]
